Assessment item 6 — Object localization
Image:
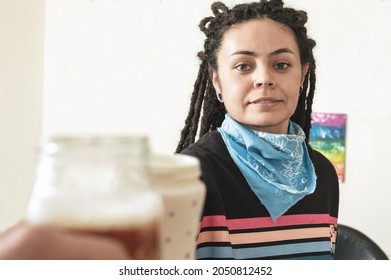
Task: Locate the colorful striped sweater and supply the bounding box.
[181,131,339,260]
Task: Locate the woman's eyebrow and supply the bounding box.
[229,48,295,57]
[269,48,295,56]
[229,50,257,57]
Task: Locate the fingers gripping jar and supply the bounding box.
[26,135,163,259]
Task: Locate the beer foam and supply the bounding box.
[26,190,163,231]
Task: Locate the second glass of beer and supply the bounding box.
[26,135,163,259]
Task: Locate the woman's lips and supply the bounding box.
[249,97,282,105]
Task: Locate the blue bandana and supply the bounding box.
[218,114,317,220]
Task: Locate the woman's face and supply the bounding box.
[212,18,309,134]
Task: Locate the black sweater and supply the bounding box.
[181,131,339,260]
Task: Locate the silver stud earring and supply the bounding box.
[217,92,223,103]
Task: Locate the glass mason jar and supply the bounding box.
[26,135,163,259]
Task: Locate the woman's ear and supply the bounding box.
[209,68,222,93]
[301,63,310,86]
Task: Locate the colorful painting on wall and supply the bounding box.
[309,113,347,183]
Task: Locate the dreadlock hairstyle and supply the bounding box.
[176,0,317,153]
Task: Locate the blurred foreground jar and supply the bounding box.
[150,154,206,260]
[26,135,163,259]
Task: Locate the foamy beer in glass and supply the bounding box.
[26,135,163,259]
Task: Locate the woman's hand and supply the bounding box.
[0,222,130,260]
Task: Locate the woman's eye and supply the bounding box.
[235,63,252,72]
[274,62,290,70]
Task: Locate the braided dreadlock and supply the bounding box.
[176,0,316,153]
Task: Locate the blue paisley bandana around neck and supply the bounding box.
[218,114,317,220]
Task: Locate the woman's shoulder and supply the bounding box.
[179,130,237,171]
[307,144,340,192]
[308,145,337,172]
[180,131,225,157]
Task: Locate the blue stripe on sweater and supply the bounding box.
[196,241,331,259]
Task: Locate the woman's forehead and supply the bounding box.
[219,18,299,55]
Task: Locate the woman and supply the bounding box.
[176,0,339,260]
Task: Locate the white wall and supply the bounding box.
[42,0,207,151]
[2,0,391,257]
[0,0,44,230]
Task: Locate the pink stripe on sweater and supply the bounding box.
[197,226,334,245]
[200,214,337,230]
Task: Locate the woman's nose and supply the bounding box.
[254,80,275,88]
[253,67,274,88]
